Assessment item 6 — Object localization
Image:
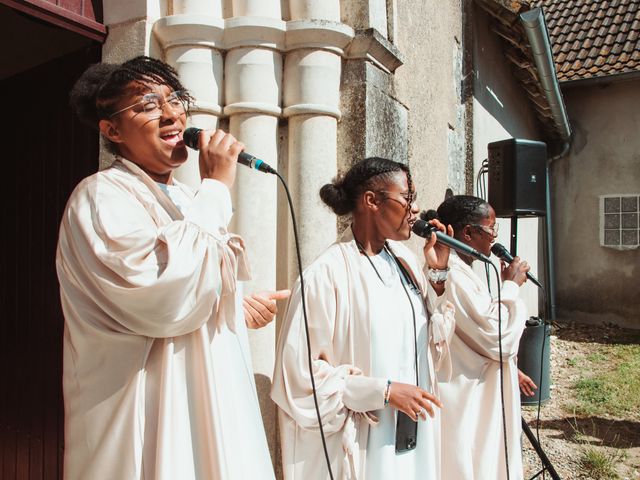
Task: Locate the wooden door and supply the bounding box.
[0,46,101,480]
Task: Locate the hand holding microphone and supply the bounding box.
[491,243,542,288]
[412,216,492,263]
[188,129,244,188]
[183,127,276,177]
[420,218,454,271]
[500,256,530,287]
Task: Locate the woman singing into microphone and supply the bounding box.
[271,157,455,479]
[57,55,286,479]
[429,195,531,480]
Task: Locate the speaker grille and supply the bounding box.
[488,138,547,217]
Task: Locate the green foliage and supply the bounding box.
[579,446,623,480]
[566,344,640,418]
[585,352,606,363]
[575,378,611,409]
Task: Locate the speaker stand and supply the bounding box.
[511,216,560,479]
[522,417,561,479]
[510,216,519,255]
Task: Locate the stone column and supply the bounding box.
[282,1,354,285]
[224,0,285,463]
[153,2,225,188]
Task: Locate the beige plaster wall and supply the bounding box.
[471,5,544,316]
[393,0,464,221]
[552,79,640,327]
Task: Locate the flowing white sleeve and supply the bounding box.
[425,281,456,376]
[271,264,386,434]
[447,269,527,361]
[57,177,239,338]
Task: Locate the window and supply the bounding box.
[600,194,639,249]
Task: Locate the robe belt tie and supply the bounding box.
[216,232,251,332]
[341,410,378,480]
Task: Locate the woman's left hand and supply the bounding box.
[423,219,453,270]
[243,290,291,329]
[518,369,538,397]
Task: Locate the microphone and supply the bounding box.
[411,219,491,263]
[491,243,543,289]
[182,127,276,174]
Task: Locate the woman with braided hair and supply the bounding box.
[57,56,286,479]
[271,157,455,479]
[429,195,530,480]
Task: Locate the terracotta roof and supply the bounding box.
[534,0,640,82]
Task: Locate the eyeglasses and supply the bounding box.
[376,190,417,209]
[470,223,499,238]
[109,90,189,119]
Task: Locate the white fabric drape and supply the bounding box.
[437,251,527,480]
[364,249,437,480]
[271,230,454,479]
[56,158,274,479]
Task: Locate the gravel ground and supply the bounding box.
[521,323,640,480]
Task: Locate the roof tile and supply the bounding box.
[534,0,640,81]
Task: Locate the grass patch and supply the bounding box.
[586,352,607,363]
[566,344,640,418]
[579,446,623,480]
[567,417,628,480]
[575,378,611,409]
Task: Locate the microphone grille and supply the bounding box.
[490,243,508,256]
[183,127,201,150]
[411,219,435,238]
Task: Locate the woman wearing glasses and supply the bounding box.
[428,195,530,480]
[57,56,284,479]
[271,157,455,479]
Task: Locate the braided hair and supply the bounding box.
[320,157,412,216]
[424,195,490,239]
[69,56,194,153]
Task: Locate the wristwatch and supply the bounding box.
[427,267,449,284]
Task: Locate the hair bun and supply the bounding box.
[420,209,439,221]
[319,183,352,216]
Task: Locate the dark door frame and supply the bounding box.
[0,0,106,42]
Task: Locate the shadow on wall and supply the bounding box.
[472,4,542,140]
[254,373,280,476]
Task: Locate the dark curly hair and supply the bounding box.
[319,157,412,216]
[69,56,193,153]
[424,195,491,239]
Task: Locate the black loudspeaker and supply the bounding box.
[488,138,547,217]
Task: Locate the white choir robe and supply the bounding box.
[56,158,274,480]
[271,230,455,480]
[437,251,527,480]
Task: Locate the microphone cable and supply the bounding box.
[532,283,548,479]
[184,131,335,478]
[492,255,551,480]
[272,170,335,480]
[476,158,489,201]
[489,260,511,480]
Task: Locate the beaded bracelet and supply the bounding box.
[383,380,392,407]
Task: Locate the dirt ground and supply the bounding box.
[521,323,640,480]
